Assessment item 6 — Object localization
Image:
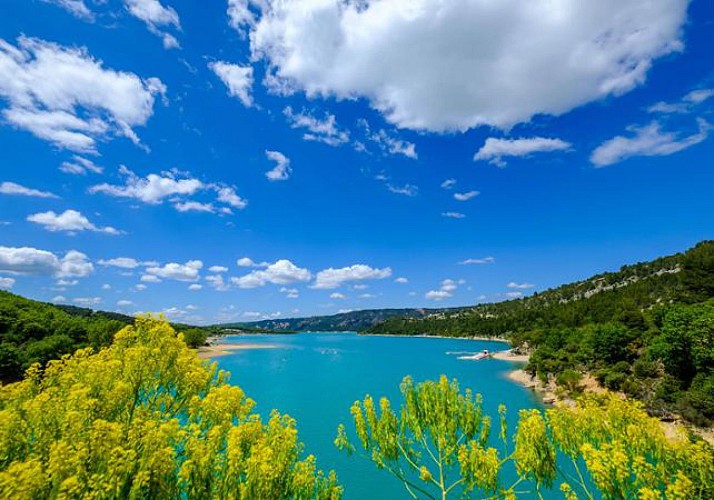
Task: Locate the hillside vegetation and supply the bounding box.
[367,241,714,427]
[0,291,213,382]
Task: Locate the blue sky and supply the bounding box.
[1,0,713,324]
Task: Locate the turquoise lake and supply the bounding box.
[213,333,552,499]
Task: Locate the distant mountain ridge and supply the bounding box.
[217,307,462,332]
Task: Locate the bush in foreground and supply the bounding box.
[0,317,341,499]
[336,376,714,499]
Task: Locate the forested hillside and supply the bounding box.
[0,291,212,382]
[368,241,714,426]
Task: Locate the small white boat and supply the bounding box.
[457,349,492,361]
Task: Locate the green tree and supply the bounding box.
[681,240,714,302]
[182,327,208,348]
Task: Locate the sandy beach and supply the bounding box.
[197,343,282,359]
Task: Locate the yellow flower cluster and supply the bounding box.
[0,317,341,500]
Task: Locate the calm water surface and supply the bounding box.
[214,333,553,499]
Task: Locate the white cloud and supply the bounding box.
[313,264,391,289]
[394,277,408,283]
[134,284,147,291]
[507,282,534,289]
[91,167,247,214]
[188,283,202,290]
[387,183,418,197]
[0,277,15,289]
[237,257,269,268]
[265,150,291,181]
[505,291,523,299]
[205,274,230,291]
[246,0,687,132]
[56,279,78,286]
[90,167,202,204]
[232,259,311,288]
[140,274,162,283]
[209,61,254,107]
[73,296,101,307]
[209,265,228,273]
[227,0,254,31]
[590,119,711,167]
[281,287,299,298]
[215,186,248,210]
[0,181,59,198]
[425,290,451,301]
[59,156,103,175]
[474,137,572,167]
[330,292,346,299]
[441,179,456,189]
[460,256,495,265]
[648,88,714,114]
[57,251,94,278]
[359,293,376,299]
[101,283,111,290]
[442,212,465,219]
[123,0,181,49]
[283,106,349,146]
[0,37,165,152]
[117,299,134,307]
[425,278,463,300]
[173,201,219,213]
[27,209,122,235]
[145,260,202,281]
[98,257,144,269]
[368,128,417,159]
[0,246,93,278]
[52,295,68,303]
[41,0,93,21]
[454,191,479,201]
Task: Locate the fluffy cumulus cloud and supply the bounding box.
[243,0,688,132]
[90,166,246,213]
[232,259,311,288]
[123,0,182,49]
[425,278,464,300]
[0,246,93,278]
[441,179,456,190]
[237,257,268,268]
[0,37,165,152]
[283,107,349,146]
[442,212,465,219]
[27,209,122,235]
[474,137,572,167]
[590,119,710,167]
[145,260,203,281]
[265,150,291,181]
[313,264,392,289]
[209,61,254,107]
[0,181,58,198]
